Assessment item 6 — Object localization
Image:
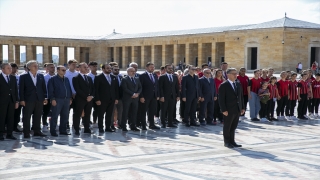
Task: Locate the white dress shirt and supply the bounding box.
[29,72,37,86]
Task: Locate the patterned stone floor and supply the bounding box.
[1,111,320,180]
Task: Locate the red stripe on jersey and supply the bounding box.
[268,84,278,99]
[277,80,289,97]
[288,80,298,100]
[237,75,249,95]
[298,80,309,94]
[312,80,320,98]
[249,78,262,94]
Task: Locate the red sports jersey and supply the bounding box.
[198,72,204,78]
[214,78,223,93]
[237,75,249,96]
[268,84,278,98]
[312,80,320,98]
[298,80,309,94]
[277,80,289,97]
[261,77,270,83]
[307,78,313,98]
[288,80,298,100]
[249,78,262,94]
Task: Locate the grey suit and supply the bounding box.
[121,76,142,128]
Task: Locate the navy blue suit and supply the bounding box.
[181,74,201,123]
[199,77,217,123]
[19,72,47,134]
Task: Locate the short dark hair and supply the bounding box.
[46,63,54,66]
[78,62,87,67]
[165,64,172,69]
[10,63,18,68]
[201,63,208,68]
[109,62,118,67]
[160,66,165,71]
[291,73,297,76]
[88,61,98,66]
[68,59,78,65]
[221,62,228,65]
[23,64,27,68]
[57,65,66,70]
[102,63,111,69]
[253,69,260,73]
[269,76,277,83]
[43,63,48,67]
[146,62,154,67]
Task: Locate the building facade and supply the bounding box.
[0,17,320,71]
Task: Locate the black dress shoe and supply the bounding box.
[24,133,30,138]
[131,127,140,131]
[83,129,92,134]
[141,126,147,130]
[33,131,47,137]
[13,128,22,133]
[167,124,177,128]
[224,143,234,148]
[6,134,17,140]
[185,121,190,127]
[190,121,200,126]
[111,125,116,130]
[0,136,4,141]
[149,125,160,129]
[60,132,71,135]
[174,119,180,123]
[105,128,115,132]
[74,131,80,135]
[122,128,128,132]
[51,133,58,137]
[161,124,166,128]
[99,128,105,133]
[231,143,242,147]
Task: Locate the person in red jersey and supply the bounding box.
[237,67,249,121]
[285,73,298,120]
[297,72,312,120]
[286,71,292,80]
[260,69,270,83]
[267,68,274,79]
[214,69,225,124]
[248,69,262,121]
[307,69,315,118]
[198,63,208,78]
[276,71,289,120]
[311,73,320,119]
[267,76,279,121]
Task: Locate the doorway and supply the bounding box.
[247,47,258,70]
[310,47,320,67]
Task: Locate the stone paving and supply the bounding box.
[0,109,320,180]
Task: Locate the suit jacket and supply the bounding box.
[139,72,159,99]
[72,74,95,103]
[181,74,201,99]
[19,72,47,102]
[199,77,216,101]
[94,73,119,102]
[218,80,244,113]
[159,74,179,100]
[0,74,19,103]
[115,74,123,100]
[121,76,142,100]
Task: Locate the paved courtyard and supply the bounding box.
[1,109,319,180]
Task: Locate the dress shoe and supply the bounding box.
[105,128,115,132]
[149,125,160,129]
[60,132,71,135]
[0,136,4,141]
[99,128,105,133]
[13,128,22,133]
[199,120,206,126]
[131,127,140,131]
[111,125,116,130]
[231,143,242,147]
[167,124,177,128]
[206,121,214,125]
[83,129,92,134]
[51,133,58,137]
[224,143,234,148]
[33,131,47,137]
[118,125,122,129]
[190,121,200,126]
[161,124,167,128]
[141,126,147,130]
[6,134,17,140]
[174,119,180,123]
[74,131,80,135]
[122,127,128,132]
[24,133,30,138]
[185,121,190,127]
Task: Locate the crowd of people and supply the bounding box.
[0,59,319,146]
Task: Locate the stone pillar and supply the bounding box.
[0,45,3,62]
[48,47,52,63]
[162,44,166,66]
[114,47,119,64]
[14,45,20,65]
[211,42,216,67]
[198,43,203,66]
[59,46,65,65]
[151,45,155,64]
[75,46,80,62]
[131,46,136,63]
[8,44,14,63]
[26,45,34,61]
[185,43,190,65]
[32,45,37,61]
[173,44,178,66]
[43,45,49,64]
[141,46,145,68]
[122,46,127,69]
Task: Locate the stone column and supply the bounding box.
[141,46,145,68]
[114,47,119,64]
[43,45,49,64]
[131,46,136,63]
[26,45,34,61]
[59,46,65,65]
[0,45,3,62]
[185,43,190,65]
[162,44,166,66]
[48,47,52,63]
[75,46,80,61]
[173,44,178,66]
[211,42,216,67]
[14,45,20,65]
[8,44,14,63]
[198,43,203,66]
[151,45,155,64]
[32,45,37,61]
[122,46,127,69]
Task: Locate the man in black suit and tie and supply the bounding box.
[20,60,48,138]
[199,68,217,125]
[72,63,95,135]
[181,66,201,127]
[111,65,123,128]
[219,68,245,148]
[94,64,119,133]
[0,63,19,140]
[138,62,160,130]
[121,67,142,131]
[159,64,180,128]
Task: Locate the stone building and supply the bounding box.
[0,16,320,71]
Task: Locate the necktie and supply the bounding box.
[84,75,89,83]
[149,73,154,83]
[107,75,111,85]
[131,77,136,85]
[6,75,10,84]
[232,82,236,92]
[169,75,172,82]
[207,78,210,83]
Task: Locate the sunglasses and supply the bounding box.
[113,69,120,71]
[60,69,66,72]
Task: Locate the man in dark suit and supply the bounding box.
[111,65,123,128]
[159,64,180,128]
[0,63,19,140]
[219,68,245,148]
[199,68,217,126]
[138,62,160,130]
[94,64,119,133]
[20,60,48,138]
[181,66,201,127]
[72,62,95,135]
[121,67,142,131]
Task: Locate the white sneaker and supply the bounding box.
[42,125,48,132]
[309,114,315,119]
[314,114,320,119]
[304,115,310,119]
